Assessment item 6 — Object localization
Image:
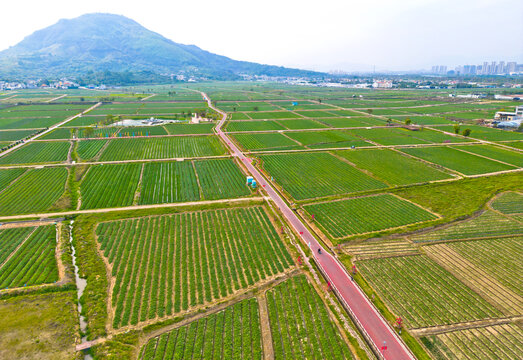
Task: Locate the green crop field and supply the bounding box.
[0,167,68,216]
[438,125,523,141]
[0,141,71,165]
[80,163,142,209]
[96,207,293,328]
[305,194,437,238]
[410,210,522,243]
[319,117,385,128]
[194,159,250,200]
[278,119,329,130]
[337,148,453,185]
[267,275,353,359]
[0,168,27,191]
[358,255,502,328]
[421,324,523,360]
[245,111,303,120]
[163,123,215,135]
[327,109,369,117]
[76,140,107,160]
[98,136,226,161]
[401,146,516,175]
[232,133,302,151]
[0,227,35,264]
[491,191,523,214]
[0,130,35,142]
[230,112,251,120]
[226,120,285,132]
[285,130,372,149]
[259,152,387,200]
[391,116,452,125]
[0,226,58,289]
[349,128,432,145]
[139,161,200,204]
[140,298,262,360]
[294,110,338,118]
[0,117,64,130]
[453,144,523,167]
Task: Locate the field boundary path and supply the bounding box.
[0,102,102,158]
[204,91,416,359]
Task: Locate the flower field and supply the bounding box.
[304,194,437,238]
[140,299,262,360]
[357,255,502,328]
[95,207,293,328]
[259,152,387,200]
[0,225,58,289]
[266,275,353,359]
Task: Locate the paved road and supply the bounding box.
[204,92,416,359]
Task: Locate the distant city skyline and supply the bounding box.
[1,0,522,73]
[431,61,522,76]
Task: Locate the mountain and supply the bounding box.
[0,13,322,81]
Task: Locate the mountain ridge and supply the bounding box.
[0,13,322,81]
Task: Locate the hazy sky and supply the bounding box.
[2,0,522,72]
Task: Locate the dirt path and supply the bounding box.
[257,293,274,360]
[46,94,67,103]
[410,316,523,336]
[0,196,263,221]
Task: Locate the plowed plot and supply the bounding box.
[358,255,502,328]
[401,146,515,175]
[0,141,70,165]
[267,275,353,359]
[491,192,523,214]
[0,226,58,289]
[337,148,452,185]
[0,167,68,216]
[80,163,142,209]
[140,299,262,360]
[344,240,418,260]
[96,207,293,328]
[410,210,523,243]
[259,152,386,200]
[447,237,523,297]
[98,136,226,161]
[421,324,523,360]
[304,194,437,238]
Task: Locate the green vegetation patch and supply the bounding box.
[194,159,251,200]
[286,130,372,148]
[267,275,353,359]
[77,140,107,160]
[358,255,502,328]
[305,194,437,238]
[320,117,385,128]
[259,152,387,200]
[453,144,523,168]
[0,225,58,289]
[278,119,329,130]
[0,167,68,216]
[246,111,303,120]
[226,120,285,132]
[337,148,453,185]
[401,146,516,175]
[0,141,70,165]
[96,206,293,328]
[80,163,142,209]
[0,291,77,359]
[410,210,522,243]
[140,298,262,360]
[232,133,302,151]
[163,123,215,135]
[349,128,431,145]
[0,168,27,191]
[0,130,35,142]
[439,125,523,141]
[491,191,523,214]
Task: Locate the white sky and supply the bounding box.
[1,0,522,72]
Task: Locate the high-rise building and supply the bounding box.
[507,62,517,73]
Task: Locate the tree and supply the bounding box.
[105,114,114,126]
[367,109,373,115]
[80,97,85,102]
[462,128,471,137]
[253,106,259,111]
[318,98,322,104]
[386,118,392,126]
[83,127,94,138]
[453,124,460,134]
[405,118,412,125]
[233,107,237,112]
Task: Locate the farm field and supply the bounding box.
[259,152,387,200]
[349,127,431,145]
[96,206,293,328]
[438,124,523,141]
[76,139,107,160]
[0,225,58,289]
[232,133,303,151]
[337,148,453,185]
[245,111,303,120]
[305,194,438,238]
[0,167,27,191]
[453,144,523,167]
[140,299,262,360]
[0,129,35,142]
[267,275,353,359]
[80,163,142,209]
[278,119,329,130]
[285,130,372,148]
[0,167,68,216]
[194,159,251,200]
[318,116,385,128]
[409,210,522,243]
[357,255,502,328]
[226,120,285,132]
[401,146,516,175]
[0,141,71,165]
[98,136,226,161]
[491,191,523,214]
[163,123,215,135]
[420,323,523,360]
